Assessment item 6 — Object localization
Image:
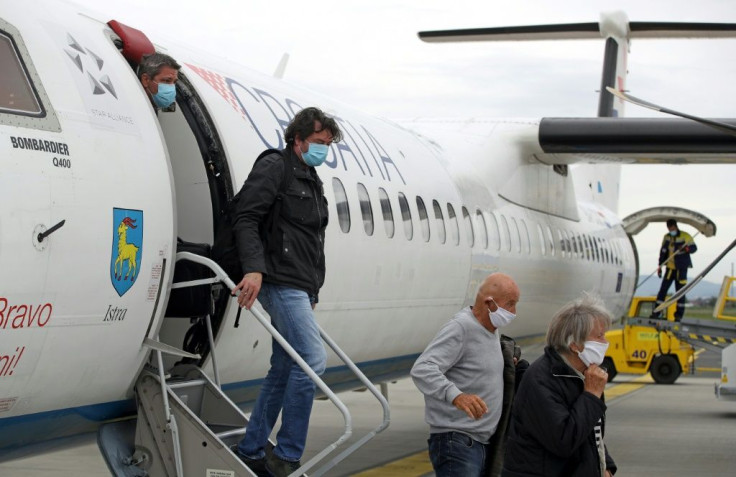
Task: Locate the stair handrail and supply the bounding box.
[174,252,390,476]
[310,325,391,477]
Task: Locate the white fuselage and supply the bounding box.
[0,0,636,455]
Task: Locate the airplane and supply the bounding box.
[2,0,736,473]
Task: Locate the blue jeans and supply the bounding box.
[428,432,489,477]
[238,283,327,462]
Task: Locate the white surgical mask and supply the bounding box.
[576,340,609,367]
[488,299,516,328]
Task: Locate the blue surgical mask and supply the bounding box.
[301,142,329,167]
[669,230,677,237]
[152,82,176,108]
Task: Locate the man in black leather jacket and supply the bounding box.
[231,107,342,477]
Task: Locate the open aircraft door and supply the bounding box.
[622,206,717,238]
[622,206,716,294]
[104,20,240,373]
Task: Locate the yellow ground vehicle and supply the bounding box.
[604,297,694,384]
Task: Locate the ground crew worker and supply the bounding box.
[651,219,696,321]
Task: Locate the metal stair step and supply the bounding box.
[215,427,247,440]
[167,378,207,390]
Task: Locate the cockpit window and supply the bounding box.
[0,31,43,116]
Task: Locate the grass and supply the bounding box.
[684,306,717,320]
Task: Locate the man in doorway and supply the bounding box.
[138,52,180,111]
[231,107,342,477]
[652,219,697,321]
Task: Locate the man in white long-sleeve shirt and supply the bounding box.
[411,273,520,477]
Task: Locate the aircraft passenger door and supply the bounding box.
[153,73,233,369]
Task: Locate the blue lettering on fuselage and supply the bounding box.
[226,78,283,149]
[225,78,406,185]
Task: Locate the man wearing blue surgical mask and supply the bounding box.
[231,107,342,477]
[138,52,180,111]
[411,273,523,477]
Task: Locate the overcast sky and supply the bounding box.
[72,0,736,288]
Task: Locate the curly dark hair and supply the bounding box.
[285,107,343,145]
[138,52,181,80]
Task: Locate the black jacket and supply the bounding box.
[658,230,696,270]
[231,148,328,299]
[502,347,616,477]
[486,336,529,477]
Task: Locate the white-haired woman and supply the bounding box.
[502,295,617,477]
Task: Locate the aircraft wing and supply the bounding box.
[536,117,736,165]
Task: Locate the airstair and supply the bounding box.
[98,252,390,477]
[627,315,736,352]
[627,276,736,353]
[625,275,736,391]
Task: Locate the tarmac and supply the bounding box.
[1,346,734,476]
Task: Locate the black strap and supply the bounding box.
[234,306,242,328]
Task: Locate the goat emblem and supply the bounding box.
[110,208,143,296]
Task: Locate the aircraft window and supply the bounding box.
[537,223,546,256]
[332,178,350,233]
[487,212,501,251]
[521,219,531,255]
[378,187,395,238]
[600,238,607,263]
[577,235,585,260]
[610,240,616,265]
[557,229,566,258]
[416,196,430,242]
[585,235,592,261]
[510,217,521,253]
[357,183,374,236]
[500,215,511,252]
[613,240,620,265]
[592,235,600,262]
[432,200,446,244]
[570,231,578,258]
[0,32,42,116]
[546,225,555,256]
[462,207,474,247]
[611,239,621,265]
[602,238,610,263]
[476,210,488,249]
[398,192,413,240]
[447,204,460,246]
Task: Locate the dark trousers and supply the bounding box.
[654,268,688,320]
[428,432,490,477]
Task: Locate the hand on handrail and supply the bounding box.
[232,272,262,309]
